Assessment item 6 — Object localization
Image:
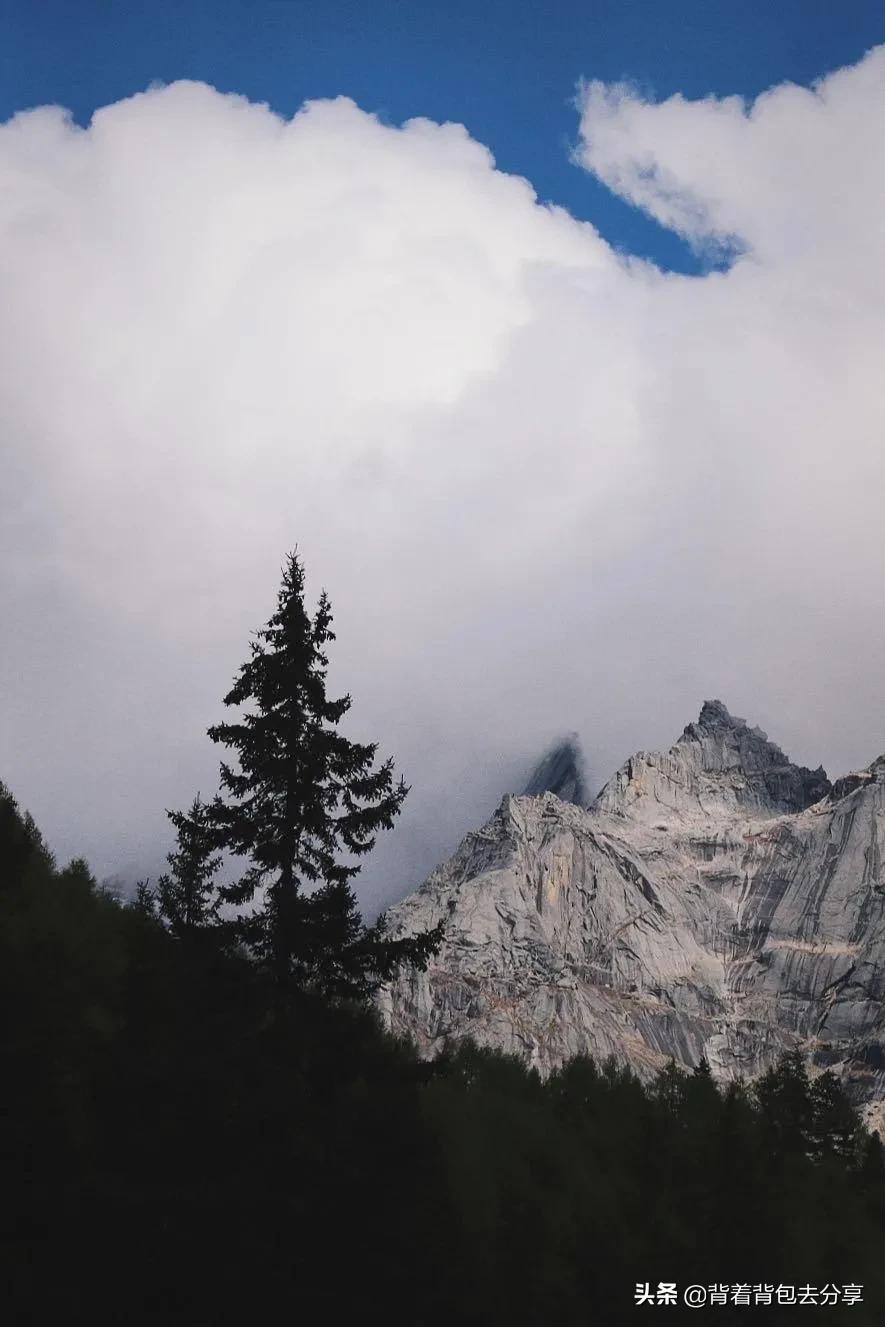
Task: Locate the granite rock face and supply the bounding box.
[377,702,885,1106]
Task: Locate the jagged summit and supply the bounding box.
[521,735,588,806]
[594,699,830,821]
[686,697,751,735]
[677,697,830,813]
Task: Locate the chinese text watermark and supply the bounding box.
[634,1283,863,1308]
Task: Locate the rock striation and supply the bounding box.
[377,702,885,1107]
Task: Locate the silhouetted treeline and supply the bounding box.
[3,782,885,1325]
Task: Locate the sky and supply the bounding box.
[4,0,885,272]
[2,2,885,912]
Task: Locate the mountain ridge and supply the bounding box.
[378,702,885,1110]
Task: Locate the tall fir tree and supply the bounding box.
[207,550,441,999]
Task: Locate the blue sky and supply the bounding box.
[2,0,884,272]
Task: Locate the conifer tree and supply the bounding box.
[207,551,441,999]
[147,796,221,939]
[654,1060,687,1115]
[683,1054,720,1135]
[859,1129,885,1186]
[0,779,55,892]
[808,1069,862,1162]
[754,1049,814,1157]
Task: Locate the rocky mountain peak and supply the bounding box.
[676,698,830,813]
[521,735,588,806]
[689,698,748,734]
[378,703,885,1107]
[593,700,830,821]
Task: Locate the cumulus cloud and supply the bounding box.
[2,50,884,910]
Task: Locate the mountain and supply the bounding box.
[520,735,588,805]
[378,701,885,1113]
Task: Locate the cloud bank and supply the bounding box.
[2,49,884,910]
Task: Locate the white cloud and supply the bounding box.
[2,51,884,909]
